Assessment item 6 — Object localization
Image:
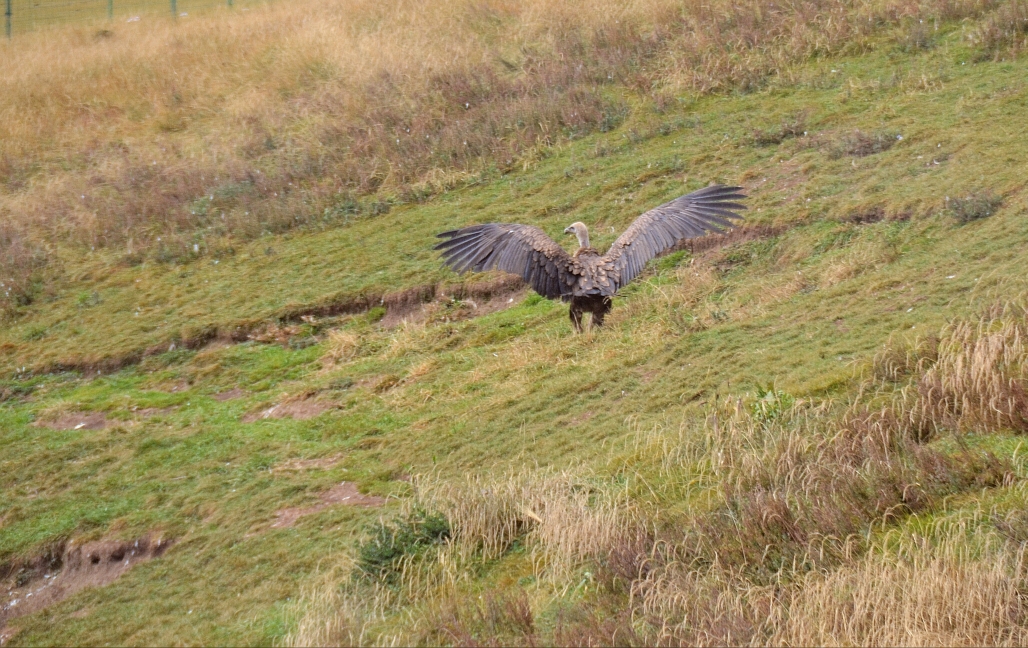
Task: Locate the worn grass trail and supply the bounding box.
[2,22,1028,646]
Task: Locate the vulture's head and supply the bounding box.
[564,222,590,250]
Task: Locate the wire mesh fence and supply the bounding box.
[4,0,269,38]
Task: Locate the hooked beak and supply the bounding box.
[564,226,574,235]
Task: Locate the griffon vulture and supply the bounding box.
[435,184,746,332]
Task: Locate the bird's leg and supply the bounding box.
[569,306,584,334]
[590,297,611,331]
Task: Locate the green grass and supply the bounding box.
[3,24,1028,645]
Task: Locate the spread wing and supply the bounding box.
[602,184,746,291]
[434,223,577,300]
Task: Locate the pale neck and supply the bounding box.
[576,227,590,249]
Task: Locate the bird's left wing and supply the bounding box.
[602,184,746,291]
[435,223,577,300]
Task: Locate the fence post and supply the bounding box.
[108,0,113,20]
[170,0,176,17]
[227,0,233,6]
[5,0,11,40]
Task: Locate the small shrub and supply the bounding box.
[0,222,49,315]
[366,200,392,217]
[829,130,900,159]
[355,508,451,582]
[972,0,1028,60]
[23,325,48,341]
[949,191,1003,223]
[321,194,362,224]
[897,19,936,52]
[751,113,807,147]
[750,385,795,426]
[76,291,102,309]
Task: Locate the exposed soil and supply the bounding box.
[0,535,173,639]
[212,388,247,402]
[242,397,336,423]
[0,384,35,404]
[165,381,191,394]
[33,412,108,431]
[675,223,785,257]
[841,203,912,224]
[272,453,346,473]
[134,407,176,418]
[570,410,595,425]
[26,228,768,377]
[271,482,385,529]
[381,276,526,327]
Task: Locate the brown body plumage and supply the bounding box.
[435,184,746,332]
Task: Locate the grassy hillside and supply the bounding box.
[3,0,1028,645]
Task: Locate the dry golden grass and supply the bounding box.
[415,470,640,576]
[972,0,1028,60]
[775,537,1028,646]
[288,387,1020,645]
[282,567,400,647]
[875,302,1028,436]
[322,302,1028,643]
[2,0,1020,314]
[322,329,362,366]
[820,237,901,288]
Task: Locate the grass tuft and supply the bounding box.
[949,191,1004,223]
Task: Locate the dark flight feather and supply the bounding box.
[435,185,746,303]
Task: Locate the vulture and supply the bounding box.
[435,184,746,332]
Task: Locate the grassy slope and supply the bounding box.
[3,26,1028,645]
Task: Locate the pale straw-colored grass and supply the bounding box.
[879,302,1028,436]
[773,537,1028,646]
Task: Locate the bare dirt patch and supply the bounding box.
[271,482,386,529]
[156,380,191,394]
[0,535,172,637]
[34,412,108,431]
[133,407,176,419]
[676,223,784,257]
[272,453,347,473]
[242,396,337,423]
[212,388,247,402]
[0,384,34,404]
[570,410,595,426]
[381,276,527,327]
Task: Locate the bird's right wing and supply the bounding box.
[602,184,746,291]
[435,223,577,300]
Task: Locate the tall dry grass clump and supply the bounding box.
[415,470,642,577]
[0,221,49,311]
[629,398,1008,580]
[282,562,397,647]
[775,538,1028,646]
[877,302,1028,435]
[321,329,362,366]
[972,0,1028,59]
[915,303,1028,433]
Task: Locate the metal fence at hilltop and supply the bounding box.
[4,0,269,38]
